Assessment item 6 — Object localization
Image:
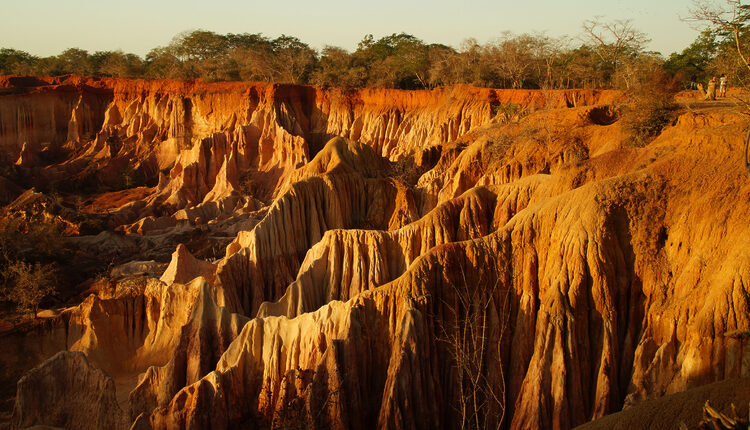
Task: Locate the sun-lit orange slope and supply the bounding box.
[3,75,749,430]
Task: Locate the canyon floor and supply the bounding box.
[0,75,749,430]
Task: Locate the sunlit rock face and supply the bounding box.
[2,75,748,430]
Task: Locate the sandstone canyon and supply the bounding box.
[0,75,748,430]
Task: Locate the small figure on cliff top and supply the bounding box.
[719,74,728,98]
[706,76,717,101]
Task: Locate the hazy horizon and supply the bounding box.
[3,0,700,58]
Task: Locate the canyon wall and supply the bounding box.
[2,76,747,430]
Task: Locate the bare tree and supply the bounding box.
[687,1,750,175]
[488,33,537,89]
[582,18,650,88]
[439,266,510,430]
[262,365,344,430]
[531,34,570,89]
[688,0,750,72]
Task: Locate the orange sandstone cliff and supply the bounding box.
[0,75,747,430]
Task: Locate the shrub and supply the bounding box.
[1,260,57,318]
[0,213,66,315]
[620,70,679,147]
[390,156,425,185]
[238,174,271,203]
[0,215,66,264]
[491,101,523,123]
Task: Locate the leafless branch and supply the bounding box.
[437,261,510,430]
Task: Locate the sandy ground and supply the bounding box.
[575,378,750,430]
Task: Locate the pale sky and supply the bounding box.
[1,0,700,57]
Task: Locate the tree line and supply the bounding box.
[0,19,746,91]
[0,16,749,91]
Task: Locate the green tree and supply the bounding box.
[312,46,366,87]
[559,44,608,88]
[664,30,718,86]
[90,50,145,78]
[170,30,229,62]
[687,1,750,88]
[162,30,239,81]
[352,33,430,88]
[52,48,93,76]
[0,48,38,74]
[145,47,184,79]
[2,260,57,318]
[0,216,66,264]
[226,32,269,50]
[269,35,318,84]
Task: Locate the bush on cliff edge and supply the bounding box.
[620,69,680,147]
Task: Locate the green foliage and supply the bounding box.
[1,260,57,318]
[669,3,750,89]
[90,50,145,78]
[144,47,182,79]
[312,46,365,87]
[350,33,431,88]
[0,48,38,74]
[491,102,521,121]
[0,215,64,318]
[171,30,230,62]
[0,216,66,264]
[0,27,627,89]
[0,23,676,90]
[664,30,718,86]
[50,48,93,76]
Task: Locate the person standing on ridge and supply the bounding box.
[719,74,728,98]
[706,76,717,101]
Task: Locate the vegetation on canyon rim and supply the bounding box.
[0,8,748,92]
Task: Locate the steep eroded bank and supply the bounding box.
[1,76,747,430]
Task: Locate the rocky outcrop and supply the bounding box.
[163,106,748,429]
[148,293,438,430]
[160,244,216,285]
[0,78,111,163]
[129,280,249,421]
[11,351,128,430]
[256,183,525,319]
[214,137,420,316]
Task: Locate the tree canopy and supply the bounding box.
[0,21,738,90]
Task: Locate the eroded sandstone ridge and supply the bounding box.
[0,75,747,430]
